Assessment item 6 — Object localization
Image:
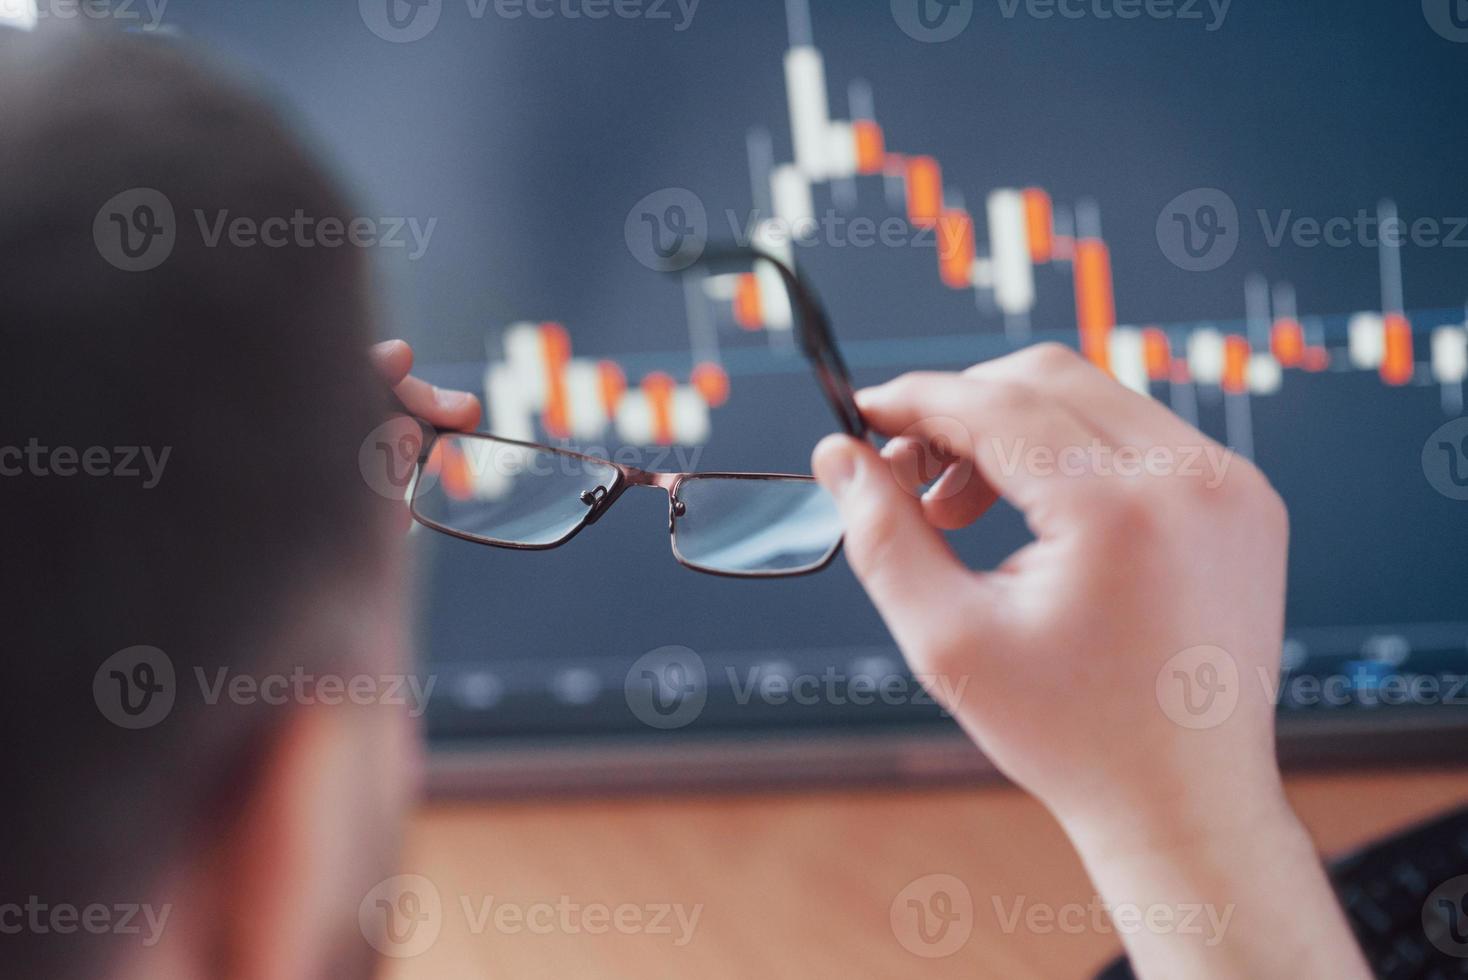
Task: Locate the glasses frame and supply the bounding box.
[692,246,867,440]
[398,246,867,579]
[410,431,840,578]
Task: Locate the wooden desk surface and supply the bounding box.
[387,770,1467,980]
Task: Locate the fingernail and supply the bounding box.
[435,387,474,411]
[815,438,860,496]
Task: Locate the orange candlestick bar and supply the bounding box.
[1022,188,1055,264]
[1073,238,1116,371]
[691,362,730,407]
[540,322,572,438]
[1142,327,1171,381]
[1270,318,1305,367]
[1380,313,1415,386]
[936,208,976,290]
[904,155,943,229]
[642,372,676,446]
[597,360,626,415]
[852,119,886,175]
[1302,347,1330,373]
[732,272,762,330]
[1222,335,1251,394]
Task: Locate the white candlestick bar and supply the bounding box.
[985,189,1035,317]
[970,258,994,291]
[615,390,654,446]
[563,359,609,440]
[1248,353,1283,395]
[1187,328,1225,385]
[503,322,549,409]
[1107,327,1149,396]
[1431,325,1468,384]
[702,274,740,301]
[824,120,858,181]
[1348,312,1386,369]
[771,163,815,231]
[486,361,534,443]
[672,387,712,445]
[784,46,831,181]
[751,219,795,331]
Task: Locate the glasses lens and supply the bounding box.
[411,434,619,547]
[672,476,843,576]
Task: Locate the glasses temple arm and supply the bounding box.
[671,245,870,440]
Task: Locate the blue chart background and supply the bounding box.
[170,0,1468,736]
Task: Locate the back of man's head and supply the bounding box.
[0,24,401,978]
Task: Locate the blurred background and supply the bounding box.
[132,0,1468,780]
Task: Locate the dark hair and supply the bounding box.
[0,24,391,977]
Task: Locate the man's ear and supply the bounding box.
[206,703,401,980]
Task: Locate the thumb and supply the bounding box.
[813,434,974,661]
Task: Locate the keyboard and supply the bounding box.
[1096,806,1468,979]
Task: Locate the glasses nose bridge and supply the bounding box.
[621,466,680,494]
[619,466,686,530]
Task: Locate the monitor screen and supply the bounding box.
[166,0,1468,743]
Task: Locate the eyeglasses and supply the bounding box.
[393,247,867,578]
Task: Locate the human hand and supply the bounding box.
[372,338,481,431]
[812,343,1287,834]
[368,340,481,533]
[812,344,1369,977]
[370,339,481,432]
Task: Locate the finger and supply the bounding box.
[813,435,979,659]
[879,437,929,497]
[394,374,482,432]
[923,462,1001,530]
[964,342,1221,452]
[370,339,413,387]
[855,372,1107,530]
[881,437,1000,531]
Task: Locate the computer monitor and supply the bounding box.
[169,0,1468,791]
